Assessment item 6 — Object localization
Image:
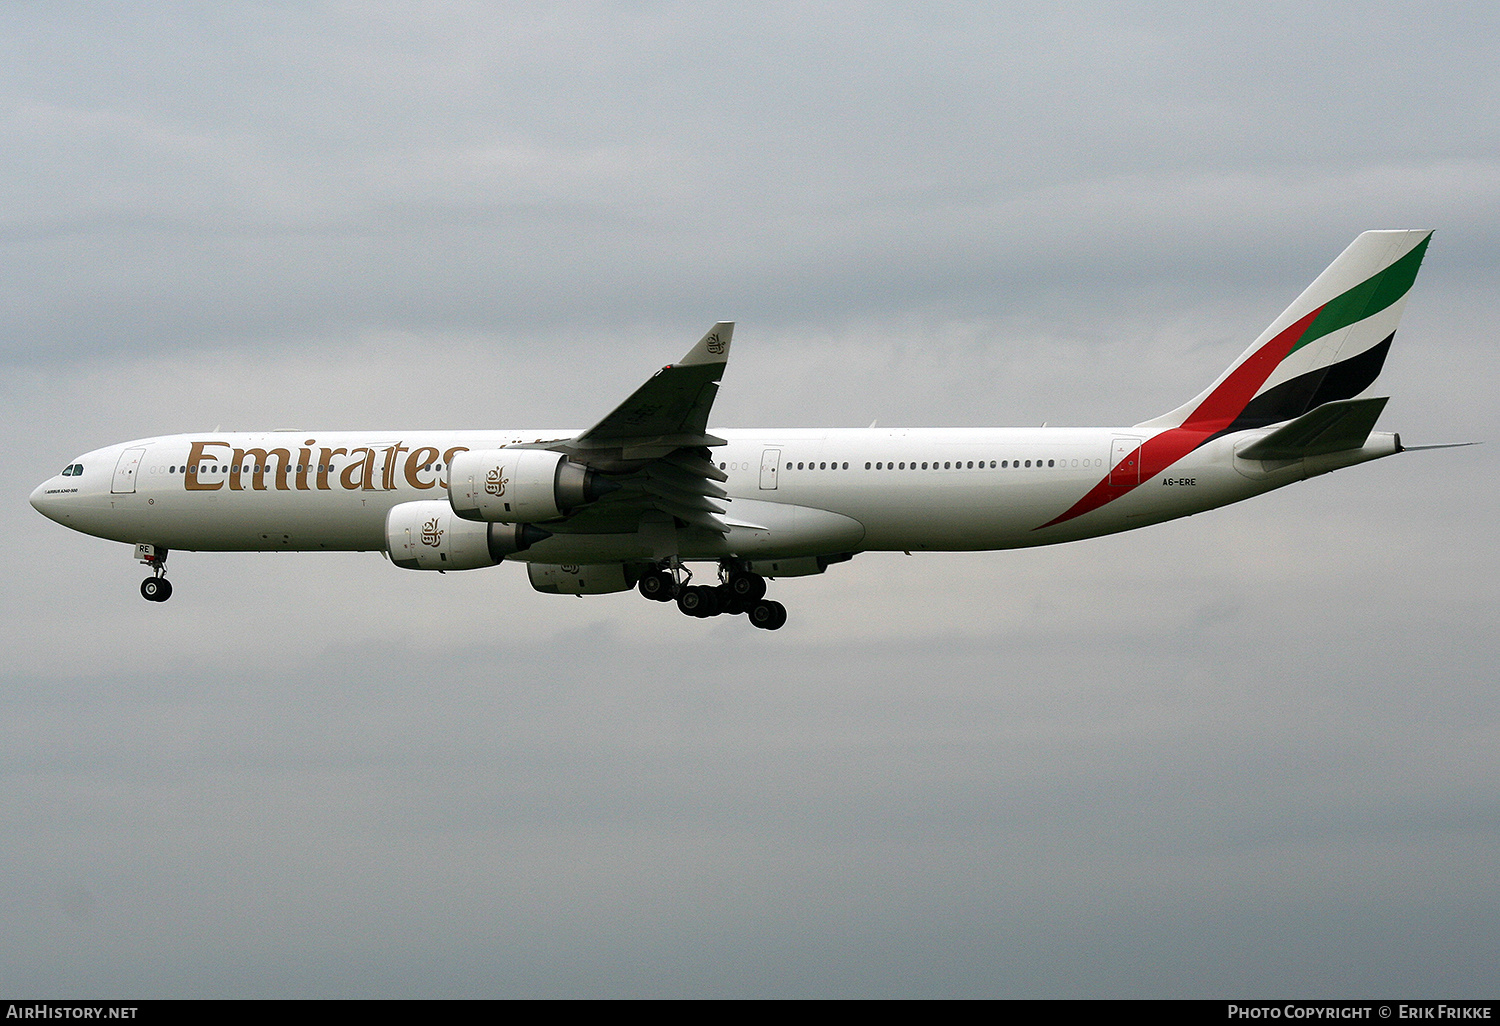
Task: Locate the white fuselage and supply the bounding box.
[29,426,1399,564]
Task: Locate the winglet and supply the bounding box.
[675,322,733,367]
[567,322,735,456]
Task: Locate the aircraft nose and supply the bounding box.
[30,479,63,522]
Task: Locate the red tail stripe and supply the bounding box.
[1037,306,1324,530]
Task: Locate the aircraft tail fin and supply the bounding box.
[1136,230,1432,437]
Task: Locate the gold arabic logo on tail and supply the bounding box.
[421,518,444,547]
[485,466,508,497]
[706,332,724,355]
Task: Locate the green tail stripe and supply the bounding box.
[1289,234,1430,356]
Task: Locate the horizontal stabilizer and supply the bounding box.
[1236,397,1389,461]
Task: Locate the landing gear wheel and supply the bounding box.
[748,599,786,630]
[677,584,722,618]
[639,571,677,602]
[141,577,172,602]
[728,572,767,602]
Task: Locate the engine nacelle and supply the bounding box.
[386,500,549,571]
[449,449,613,523]
[527,562,640,595]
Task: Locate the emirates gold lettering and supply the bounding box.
[317,448,346,490]
[231,447,291,491]
[341,448,377,491]
[296,440,315,490]
[185,440,228,491]
[381,444,409,491]
[404,446,440,490]
[184,440,471,493]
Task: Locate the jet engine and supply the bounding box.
[449,449,614,523]
[527,562,640,595]
[386,500,549,571]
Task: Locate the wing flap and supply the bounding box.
[660,451,728,483]
[669,508,731,534]
[643,461,729,498]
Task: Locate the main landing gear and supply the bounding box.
[637,562,787,630]
[137,543,172,602]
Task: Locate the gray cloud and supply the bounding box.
[3,1,1497,998]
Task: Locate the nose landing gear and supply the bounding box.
[136,543,172,602]
[140,576,173,602]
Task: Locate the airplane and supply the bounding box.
[31,229,1459,630]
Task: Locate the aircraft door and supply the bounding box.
[112,448,146,494]
[759,449,780,490]
[1108,437,1142,487]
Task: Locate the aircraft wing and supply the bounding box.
[569,322,732,459]
[549,323,734,536]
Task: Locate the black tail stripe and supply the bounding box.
[1201,333,1394,446]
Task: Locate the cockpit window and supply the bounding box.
[60,464,82,477]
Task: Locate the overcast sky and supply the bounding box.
[3,2,1497,998]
